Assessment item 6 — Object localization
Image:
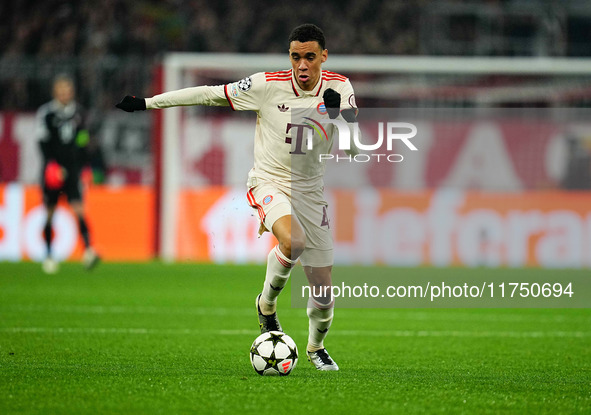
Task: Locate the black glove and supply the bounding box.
[341,108,357,123]
[116,96,146,112]
[323,88,341,119]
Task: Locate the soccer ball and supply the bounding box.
[250,331,298,376]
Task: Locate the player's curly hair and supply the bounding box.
[288,24,326,50]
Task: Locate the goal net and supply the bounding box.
[159,53,591,268]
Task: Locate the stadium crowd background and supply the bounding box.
[1,0,591,111]
[1,0,591,263]
[1,0,590,190]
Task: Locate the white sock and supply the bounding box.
[307,297,334,352]
[261,245,296,311]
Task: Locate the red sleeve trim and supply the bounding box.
[224,84,236,111]
[266,70,292,82]
[322,70,347,80]
[322,76,347,83]
[265,69,291,76]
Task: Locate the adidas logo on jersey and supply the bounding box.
[277,104,289,112]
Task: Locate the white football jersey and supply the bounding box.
[146,69,357,193]
[226,69,356,193]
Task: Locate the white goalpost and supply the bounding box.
[159,53,591,262]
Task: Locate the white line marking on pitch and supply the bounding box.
[0,327,588,338]
[1,305,589,324]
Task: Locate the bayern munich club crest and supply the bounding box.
[317,102,327,115]
[238,77,252,92]
[263,195,273,205]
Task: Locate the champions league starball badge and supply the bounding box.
[238,77,252,92]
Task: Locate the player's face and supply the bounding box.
[53,80,75,106]
[289,41,327,91]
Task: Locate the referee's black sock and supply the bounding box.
[43,221,52,256]
[77,216,90,248]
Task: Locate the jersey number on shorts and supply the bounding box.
[321,206,330,228]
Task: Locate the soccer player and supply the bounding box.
[116,24,359,371]
[36,74,100,274]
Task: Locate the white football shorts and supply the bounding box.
[247,181,333,267]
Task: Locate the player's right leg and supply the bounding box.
[42,193,58,274]
[264,215,306,309]
[256,215,306,333]
[256,215,306,330]
[248,185,305,333]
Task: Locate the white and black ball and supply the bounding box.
[250,331,298,376]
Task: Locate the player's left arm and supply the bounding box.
[115,73,265,112]
[115,85,229,112]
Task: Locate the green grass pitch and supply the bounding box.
[0,262,589,414]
